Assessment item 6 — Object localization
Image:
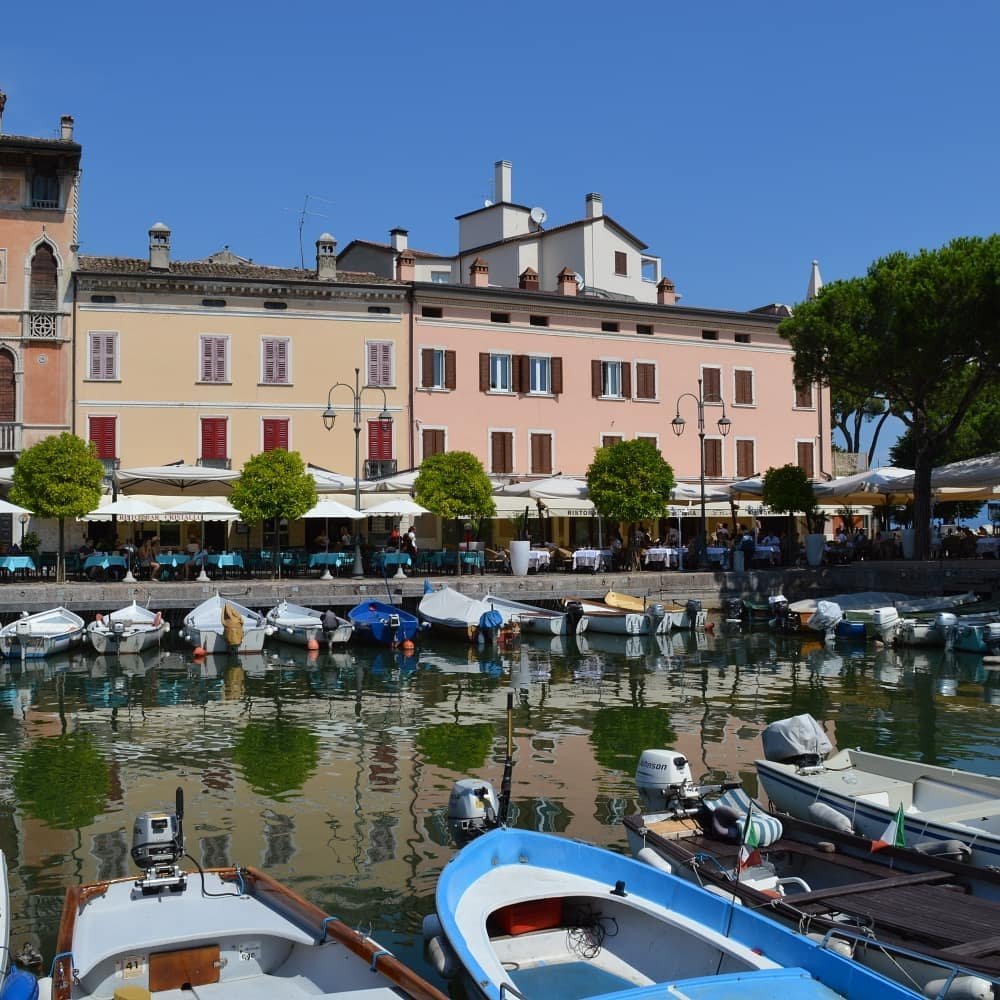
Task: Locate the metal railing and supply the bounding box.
[197,457,232,470]
[365,459,397,479]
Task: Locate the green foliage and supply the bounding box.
[10,433,104,519]
[230,449,317,525]
[416,722,494,771]
[414,451,496,520]
[15,731,110,829]
[232,719,320,800]
[590,706,675,775]
[762,465,816,518]
[21,531,41,554]
[586,440,675,523]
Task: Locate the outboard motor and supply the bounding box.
[936,611,959,649]
[724,598,744,624]
[635,749,741,817]
[131,787,187,893]
[685,599,706,630]
[768,595,789,630]
[446,778,500,846]
[761,714,832,769]
[644,603,666,633]
[985,622,1000,655]
[476,609,504,645]
[564,600,585,634]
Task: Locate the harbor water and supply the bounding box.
[2,624,999,988]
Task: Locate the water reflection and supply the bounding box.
[1,627,998,986]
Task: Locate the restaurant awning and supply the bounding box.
[115,464,238,495]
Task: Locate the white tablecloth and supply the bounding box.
[528,549,551,570]
[643,547,680,568]
[752,544,781,564]
[573,548,612,571]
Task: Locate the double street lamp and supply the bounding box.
[671,377,732,548]
[322,367,393,578]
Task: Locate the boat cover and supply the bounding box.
[419,586,497,628]
[809,600,843,632]
[761,714,832,764]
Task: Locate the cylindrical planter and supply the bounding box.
[901,529,916,560]
[509,539,531,576]
[805,534,826,567]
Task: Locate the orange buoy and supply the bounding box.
[193,646,206,658]
[400,640,415,651]
[306,638,320,651]
[705,622,715,632]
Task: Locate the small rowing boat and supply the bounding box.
[86,600,168,654]
[266,600,353,647]
[0,607,85,659]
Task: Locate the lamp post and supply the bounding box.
[322,367,393,579]
[671,378,732,551]
[18,513,28,544]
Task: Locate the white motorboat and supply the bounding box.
[756,713,1000,870]
[177,594,272,654]
[483,594,588,635]
[604,590,703,629]
[0,607,85,659]
[266,600,353,647]
[86,600,169,654]
[418,586,517,644]
[424,826,914,1000]
[37,789,447,1000]
[563,596,669,635]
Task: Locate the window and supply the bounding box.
[641,258,657,283]
[734,369,754,405]
[614,251,628,276]
[736,439,755,479]
[794,382,814,408]
[422,428,446,458]
[88,332,118,380]
[263,418,289,452]
[29,243,57,311]
[264,301,287,310]
[490,431,513,474]
[735,333,750,344]
[702,329,718,341]
[480,352,512,393]
[636,435,659,451]
[200,418,228,465]
[797,441,815,479]
[490,312,510,324]
[0,350,14,423]
[366,341,393,387]
[89,416,117,461]
[601,434,623,448]
[199,336,228,383]
[90,294,116,304]
[430,271,450,284]
[202,299,226,308]
[704,438,723,478]
[530,433,553,475]
[529,315,549,327]
[368,305,391,314]
[601,321,619,333]
[592,359,630,399]
[702,367,721,403]
[31,171,59,209]
[368,419,393,462]
[421,306,443,319]
[261,337,290,384]
[635,362,656,400]
[636,323,653,336]
[529,356,551,394]
[421,348,456,389]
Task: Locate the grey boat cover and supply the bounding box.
[761,714,832,763]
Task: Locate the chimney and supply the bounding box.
[557,267,578,296]
[148,222,171,270]
[0,91,6,134]
[316,233,337,280]
[519,267,539,292]
[494,160,512,203]
[657,277,678,305]
[396,250,416,282]
[586,193,603,219]
[469,257,489,288]
[390,228,408,251]
[60,115,74,141]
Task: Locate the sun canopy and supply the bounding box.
[163,497,240,521]
[83,496,167,521]
[116,464,238,495]
[671,482,731,504]
[812,466,916,506]
[308,466,359,492]
[301,498,367,520]
[894,453,1000,497]
[498,476,589,499]
[364,498,429,517]
[0,497,32,517]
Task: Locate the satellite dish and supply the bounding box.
[573,272,584,289]
[529,206,548,227]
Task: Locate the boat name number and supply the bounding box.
[239,941,261,962]
[117,955,146,979]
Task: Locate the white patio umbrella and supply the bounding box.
[308,466,360,493]
[0,497,32,516]
[163,498,240,581]
[364,498,428,516]
[83,496,167,521]
[812,466,916,506]
[498,476,589,498]
[302,498,367,580]
[893,453,1000,499]
[116,464,239,496]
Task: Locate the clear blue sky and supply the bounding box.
[3,1,996,457]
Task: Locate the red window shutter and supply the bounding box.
[88,416,116,460]
[704,439,722,477]
[551,357,563,394]
[421,349,435,388]
[444,350,456,390]
[621,362,632,399]
[263,419,288,452]
[797,442,815,479]
[703,368,721,403]
[735,370,753,404]
[479,353,490,392]
[367,420,392,461]
[591,360,602,397]
[201,418,228,460]
[736,440,755,478]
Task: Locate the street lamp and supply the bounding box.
[322,367,393,578]
[671,377,732,552]
[18,513,28,544]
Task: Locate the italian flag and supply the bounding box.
[871,803,906,852]
[737,807,762,874]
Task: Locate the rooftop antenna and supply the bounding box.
[284,194,334,268]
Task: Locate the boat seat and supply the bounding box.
[912,776,995,811]
[916,800,1000,823]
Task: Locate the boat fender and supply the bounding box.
[636,847,673,874]
[807,801,854,834]
[807,932,853,959]
[0,967,40,1000]
[913,838,972,862]
[421,913,442,940]
[922,976,993,1000]
[162,621,170,633]
[425,936,458,980]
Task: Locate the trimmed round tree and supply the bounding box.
[761,463,820,562]
[10,432,104,581]
[230,449,317,577]
[586,440,675,568]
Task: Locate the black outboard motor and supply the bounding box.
[685,599,706,629]
[724,598,744,624]
[564,600,585,634]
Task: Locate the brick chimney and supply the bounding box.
[557,267,578,296]
[519,267,539,292]
[148,222,171,270]
[316,233,337,280]
[586,193,603,219]
[390,228,408,251]
[396,250,415,282]
[60,115,75,141]
[495,160,512,203]
[657,277,678,305]
[469,257,489,288]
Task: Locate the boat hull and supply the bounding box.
[0,607,86,659]
[349,601,421,646]
[484,595,588,635]
[266,602,353,647]
[179,595,271,654]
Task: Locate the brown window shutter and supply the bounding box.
[704,439,722,477]
[797,442,815,478]
[530,434,540,473]
[423,428,445,457]
[479,353,490,392]
[591,360,602,397]
[541,434,552,474]
[519,355,530,392]
[795,382,812,408]
[735,370,753,404]
[636,363,654,399]
[736,440,754,478]
[445,350,456,390]
[703,367,721,403]
[492,431,513,474]
[421,349,434,388]
[551,357,563,394]
[620,362,631,399]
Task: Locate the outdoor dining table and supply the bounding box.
[527,549,550,572]
[83,553,129,579]
[642,546,680,569]
[752,544,781,565]
[373,551,412,573]
[156,552,189,579]
[308,551,354,572]
[205,552,245,577]
[976,537,1000,557]
[572,548,612,572]
[0,554,36,578]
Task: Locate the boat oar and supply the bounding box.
[497,692,514,827]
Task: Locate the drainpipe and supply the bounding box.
[817,380,830,479]
[407,283,415,470]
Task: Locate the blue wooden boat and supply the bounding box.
[424,827,911,1000]
[347,600,421,646]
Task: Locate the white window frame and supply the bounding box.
[87,330,119,381]
[198,334,230,384]
[600,433,624,449]
[601,359,623,399]
[700,363,723,405]
[635,433,660,450]
[529,356,551,395]
[260,336,291,385]
[426,347,446,389]
[732,366,756,407]
[795,438,817,479]
[490,353,512,393]
[641,257,658,283]
[366,340,394,387]
[430,271,451,284]
[793,382,815,410]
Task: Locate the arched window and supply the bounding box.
[0,350,15,423]
[29,243,58,312]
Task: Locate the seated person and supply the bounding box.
[666,527,680,546]
[148,536,162,581]
[388,526,401,550]
[313,531,330,552]
[78,537,95,559]
[7,542,20,556]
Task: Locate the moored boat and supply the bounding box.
[417,586,515,644]
[0,607,85,659]
[603,590,702,629]
[952,619,1000,656]
[86,600,168,654]
[348,600,421,646]
[482,593,588,635]
[177,594,271,654]
[266,600,353,647]
[564,596,669,635]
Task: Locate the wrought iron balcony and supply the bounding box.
[365,459,397,480]
[197,457,232,470]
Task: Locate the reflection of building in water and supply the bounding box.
[200,833,232,869]
[366,813,397,865]
[262,810,296,868]
[91,829,129,882]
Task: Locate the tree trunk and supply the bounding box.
[912,445,935,561]
[57,518,65,582]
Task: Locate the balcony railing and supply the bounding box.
[0,423,20,455]
[197,457,232,470]
[25,312,59,339]
[365,459,397,480]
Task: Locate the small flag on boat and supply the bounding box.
[737,805,762,874]
[871,803,906,852]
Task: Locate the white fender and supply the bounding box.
[426,936,458,980]
[923,976,993,1000]
[635,847,673,874]
[807,801,854,834]
[807,932,854,958]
